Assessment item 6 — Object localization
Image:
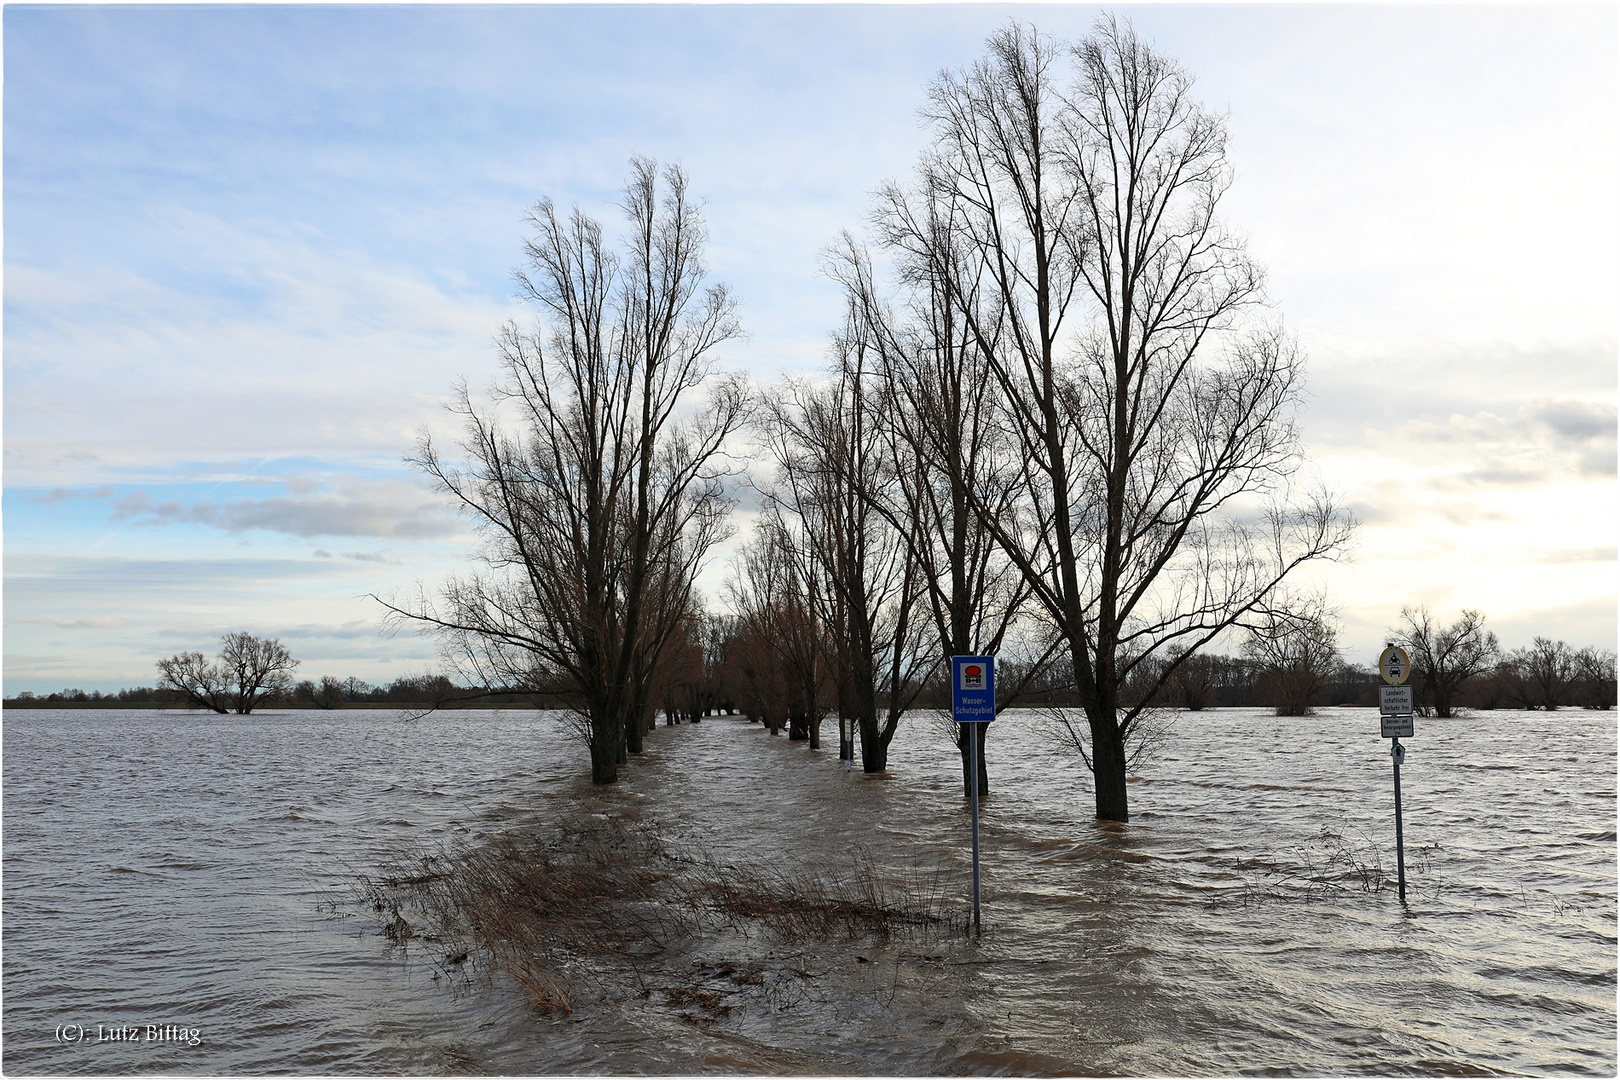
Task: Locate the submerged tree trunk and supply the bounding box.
[590,708,621,785]
[788,710,810,741]
[858,714,887,772]
[1087,707,1129,822]
[955,722,989,798]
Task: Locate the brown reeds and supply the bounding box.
[356,815,956,1014]
[357,817,685,1011]
[693,851,954,939]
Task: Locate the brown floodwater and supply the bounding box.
[3,706,1614,1074]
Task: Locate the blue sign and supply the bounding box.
[951,655,996,723]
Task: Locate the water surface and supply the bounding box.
[3,706,1614,1074]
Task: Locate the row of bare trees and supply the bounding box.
[722,19,1353,819]
[386,20,1359,820]
[1394,608,1615,713]
[381,20,1620,821]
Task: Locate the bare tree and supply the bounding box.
[826,235,1035,794]
[1511,637,1577,710]
[1164,647,1218,710]
[758,344,932,773]
[156,651,230,713]
[724,519,830,743]
[385,159,745,784]
[1244,603,1341,716]
[1392,606,1499,717]
[1572,646,1617,709]
[157,632,299,714]
[294,675,347,709]
[872,20,1352,819]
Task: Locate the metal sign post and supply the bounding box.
[951,655,996,933]
[1391,738,1406,900]
[1378,646,1413,902]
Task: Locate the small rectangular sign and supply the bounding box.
[1381,713,1414,739]
[1379,685,1414,716]
[951,656,996,723]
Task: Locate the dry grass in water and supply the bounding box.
[1228,821,1443,904]
[695,851,955,940]
[356,816,957,1014]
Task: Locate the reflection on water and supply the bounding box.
[3,706,1614,1074]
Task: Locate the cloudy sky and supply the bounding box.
[5,3,1616,694]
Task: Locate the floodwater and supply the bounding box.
[3,705,1614,1075]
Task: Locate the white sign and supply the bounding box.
[1379,685,1414,716]
[1378,646,1411,686]
[1381,714,1414,739]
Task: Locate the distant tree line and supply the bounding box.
[7,673,481,710]
[8,631,515,712]
[8,610,1610,722]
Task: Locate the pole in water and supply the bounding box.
[1391,737,1406,902]
[951,655,995,934]
[969,721,981,933]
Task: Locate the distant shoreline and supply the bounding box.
[0,700,546,711]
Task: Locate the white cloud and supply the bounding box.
[29,485,115,504]
[4,216,512,485]
[107,479,464,541]
[1365,398,1618,492]
[48,615,130,630]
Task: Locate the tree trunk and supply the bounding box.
[859,713,887,772]
[1088,708,1129,822]
[590,712,620,784]
[956,722,989,798]
[1432,678,1456,718]
[788,710,810,741]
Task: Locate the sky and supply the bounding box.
[4,3,1616,695]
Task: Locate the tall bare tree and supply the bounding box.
[828,235,1035,795]
[387,159,745,784]
[873,20,1351,819]
[1392,606,1499,717]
